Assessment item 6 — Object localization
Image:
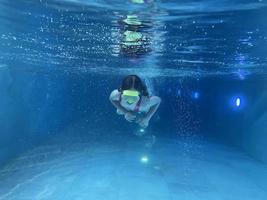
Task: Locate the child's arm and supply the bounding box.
[144,96,161,121]
[109,90,129,115]
[110,99,129,115]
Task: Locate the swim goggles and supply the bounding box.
[122,90,140,104]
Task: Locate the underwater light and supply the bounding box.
[236,98,241,107]
[230,95,244,110]
[193,91,199,99]
[135,128,145,136]
[141,156,148,163]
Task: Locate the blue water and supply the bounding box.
[0,0,267,199]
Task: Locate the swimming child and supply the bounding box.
[109,75,161,128]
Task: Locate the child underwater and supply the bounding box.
[109,75,161,128]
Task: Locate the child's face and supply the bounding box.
[122,89,140,104]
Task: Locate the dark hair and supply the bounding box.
[118,75,149,97]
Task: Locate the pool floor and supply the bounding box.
[0,130,266,200]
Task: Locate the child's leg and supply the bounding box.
[117,109,124,115]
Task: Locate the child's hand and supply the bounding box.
[125,112,136,122]
[136,117,149,128]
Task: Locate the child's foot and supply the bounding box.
[145,135,156,148]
